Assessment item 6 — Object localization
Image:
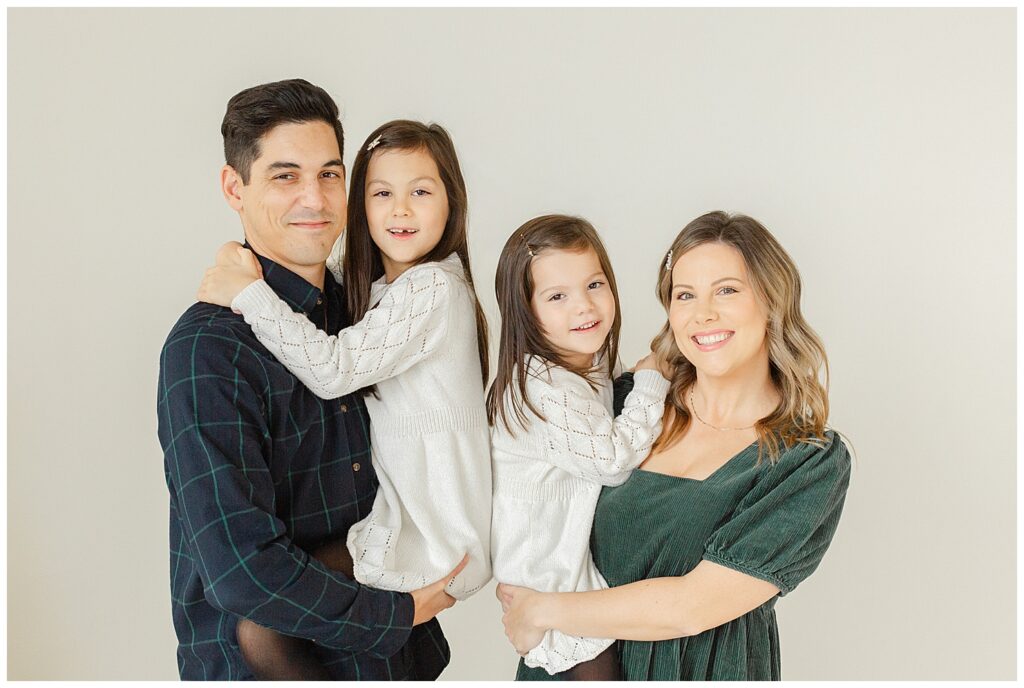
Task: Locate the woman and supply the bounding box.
[498,211,851,680]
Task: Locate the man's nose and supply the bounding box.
[298,178,326,210]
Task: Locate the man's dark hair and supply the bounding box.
[221,78,344,184]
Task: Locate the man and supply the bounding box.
[157,79,459,680]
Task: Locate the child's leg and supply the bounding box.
[558,644,621,681]
[313,537,355,579]
[235,539,353,680]
[236,618,331,680]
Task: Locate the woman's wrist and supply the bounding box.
[533,591,561,631]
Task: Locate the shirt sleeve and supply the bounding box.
[702,432,852,595]
[230,263,451,399]
[158,324,414,656]
[532,367,670,486]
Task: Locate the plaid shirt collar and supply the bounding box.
[244,242,331,316]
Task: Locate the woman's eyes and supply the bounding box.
[675,286,738,300]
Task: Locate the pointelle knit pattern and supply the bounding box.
[490,357,669,674]
[231,253,491,599]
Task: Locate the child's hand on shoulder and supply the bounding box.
[633,351,674,381]
[197,242,263,309]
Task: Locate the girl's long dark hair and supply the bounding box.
[486,215,622,435]
[341,120,489,386]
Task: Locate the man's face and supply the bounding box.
[225,120,346,275]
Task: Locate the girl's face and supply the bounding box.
[530,246,616,368]
[365,147,449,282]
[669,242,770,381]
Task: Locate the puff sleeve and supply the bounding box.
[702,432,851,596]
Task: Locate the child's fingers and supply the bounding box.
[215,241,244,266]
[239,248,263,277]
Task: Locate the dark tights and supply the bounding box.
[236,540,354,680]
[558,644,621,681]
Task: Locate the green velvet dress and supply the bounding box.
[516,378,851,681]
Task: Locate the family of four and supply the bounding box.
[157,78,851,681]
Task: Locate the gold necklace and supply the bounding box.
[688,386,757,431]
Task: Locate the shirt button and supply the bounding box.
[316,296,323,305]
[339,403,348,412]
[352,462,361,472]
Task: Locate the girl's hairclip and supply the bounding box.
[664,249,673,271]
[526,243,536,258]
[366,134,383,152]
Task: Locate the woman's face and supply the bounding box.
[668,242,770,380]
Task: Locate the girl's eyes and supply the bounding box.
[547,293,565,302]
[370,189,432,198]
[588,281,604,289]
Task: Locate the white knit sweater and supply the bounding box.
[490,357,669,673]
[231,253,491,600]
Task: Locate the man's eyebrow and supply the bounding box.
[266,159,343,171]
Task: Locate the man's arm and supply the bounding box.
[158,320,412,657]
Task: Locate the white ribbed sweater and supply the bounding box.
[490,358,669,673]
[231,253,491,599]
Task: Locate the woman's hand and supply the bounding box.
[196,242,263,308]
[496,583,548,656]
[410,554,469,626]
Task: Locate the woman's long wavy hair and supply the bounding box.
[340,120,489,387]
[651,211,830,463]
[486,215,622,435]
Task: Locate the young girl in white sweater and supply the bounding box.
[197,120,491,679]
[488,215,671,679]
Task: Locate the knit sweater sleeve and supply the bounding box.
[531,367,670,486]
[230,264,451,399]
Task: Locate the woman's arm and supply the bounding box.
[498,560,779,654]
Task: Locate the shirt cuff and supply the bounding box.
[231,278,279,321]
[630,369,671,399]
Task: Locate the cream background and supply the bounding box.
[7,7,1015,681]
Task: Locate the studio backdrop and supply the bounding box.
[7,7,1015,680]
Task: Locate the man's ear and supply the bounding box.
[221,164,244,211]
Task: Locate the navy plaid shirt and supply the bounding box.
[157,252,449,680]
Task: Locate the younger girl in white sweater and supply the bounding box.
[197,121,491,680]
[488,215,671,679]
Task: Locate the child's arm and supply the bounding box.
[196,242,264,309]
[532,366,670,486]
[230,262,451,399]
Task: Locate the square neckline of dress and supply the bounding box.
[636,440,759,484]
